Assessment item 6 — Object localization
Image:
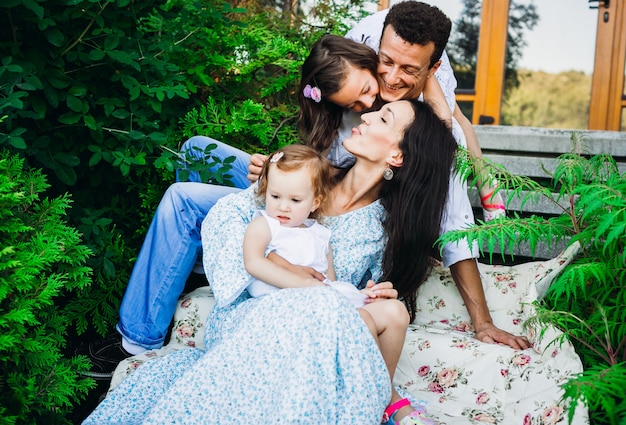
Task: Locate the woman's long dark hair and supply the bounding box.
[379,100,458,321]
[298,35,379,153]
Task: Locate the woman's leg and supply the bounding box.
[359,299,409,379]
[361,300,431,424]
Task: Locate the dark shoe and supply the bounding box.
[75,333,133,380]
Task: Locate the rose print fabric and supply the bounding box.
[394,243,588,424]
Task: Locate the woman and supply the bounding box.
[82,99,458,424]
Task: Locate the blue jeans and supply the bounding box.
[117,136,251,349]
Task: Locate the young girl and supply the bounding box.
[243,144,345,300]
[242,144,433,424]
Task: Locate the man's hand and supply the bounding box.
[474,322,531,351]
[247,153,268,183]
[450,259,532,351]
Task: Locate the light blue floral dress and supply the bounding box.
[83,186,391,424]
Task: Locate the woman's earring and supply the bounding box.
[383,167,394,181]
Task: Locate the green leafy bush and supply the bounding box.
[0,0,265,340]
[0,0,374,419]
[0,150,94,424]
[441,134,626,424]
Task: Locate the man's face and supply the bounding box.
[377,25,441,102]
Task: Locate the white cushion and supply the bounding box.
[109,286,216,392]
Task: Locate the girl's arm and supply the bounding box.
[423,76,452,128]
[267,252,326,281]
[243,216,325,289]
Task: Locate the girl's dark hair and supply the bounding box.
[379,99,457,320]
[255,144,336,219]
[298,35,379,154]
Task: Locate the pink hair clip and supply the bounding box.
[270,152,284,163]
[303,84,322,103]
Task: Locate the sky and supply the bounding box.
[383,0,598,74]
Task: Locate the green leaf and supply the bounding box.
[107,50,134,66]
[103,258,115,277]
[83,115,98,130]
[133,154,146,166]
[23,0,44,19]
[43,86,59,107]
[119,162,130,176]
[46,70,72,89]
[148,132,166,142]
[148,98,162,113]
[121,75,139,90]
[68,85,87,97]
[30,95,47,117]
[24,74,43,90]
[44,28,65,47]
[103,35,120,51]
[53,152,80,167]
[8,137,27,149]
[128,130,145,140]
[88,49,105,61]
[58,112,82,125]
[52,162,77,185]
[111,109,129,119]
[88,151,102,167]
[66,95,83,112]
[9,127,27,137]
[3,95,24,109]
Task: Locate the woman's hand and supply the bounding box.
[362,280,398,303]
[474,322,531,351]
[247,153,268,183]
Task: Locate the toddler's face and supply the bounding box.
[264,165,320,227]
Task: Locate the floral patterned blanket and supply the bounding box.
[399,243,587,424]
[109,243,588,424]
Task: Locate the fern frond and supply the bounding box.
[528,304,615,365]
[560,363,626,424]
[553,153,588,195]
[438,214,573,262]
[586,154,620,182]
[545,258,610,302]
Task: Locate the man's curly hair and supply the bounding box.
[383,1,452,69]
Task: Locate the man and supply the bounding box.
[346,3,505,223]
[77,1,526,380]
[340,1,527,350]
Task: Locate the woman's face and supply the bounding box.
[342,100,414,163]
[326,64,379,112]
